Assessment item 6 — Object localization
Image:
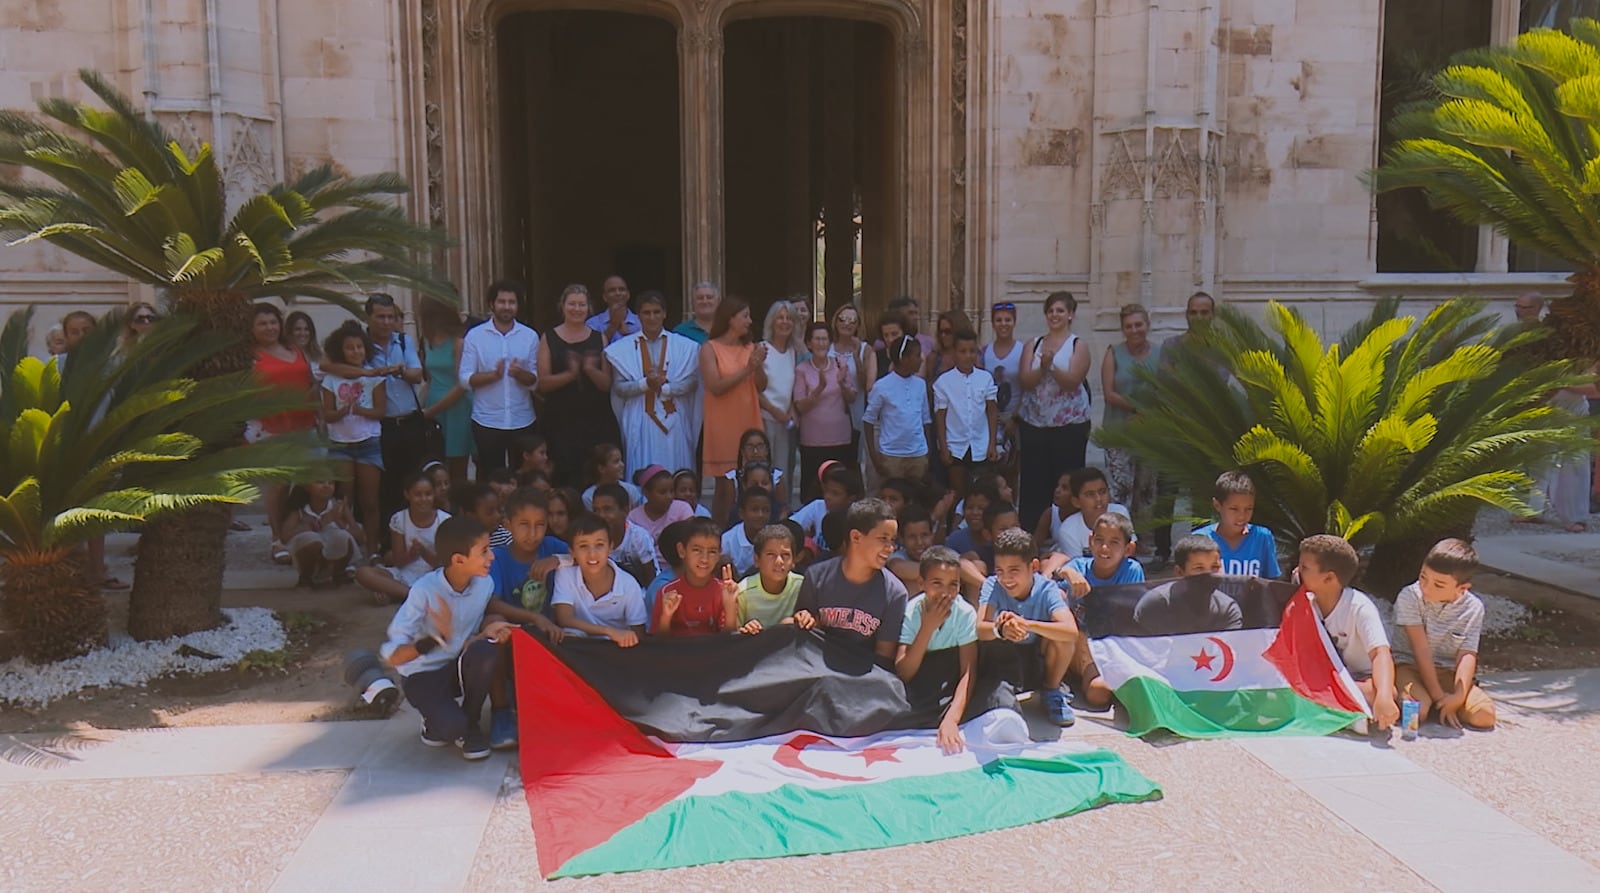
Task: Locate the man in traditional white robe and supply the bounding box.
[606,292,702,479]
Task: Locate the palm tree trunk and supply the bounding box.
[127,289,254,640]
[1,548,108,663]
[1550,270,1600,364]
[127,503,232,640]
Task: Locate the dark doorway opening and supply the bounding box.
[722,16,898,325]
[497,11,682,328]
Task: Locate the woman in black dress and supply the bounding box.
[537,284,621,488]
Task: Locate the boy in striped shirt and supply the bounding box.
[1390,538,1496,730]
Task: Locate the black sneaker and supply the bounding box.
[419,725,451,748]
[459,730,491,761]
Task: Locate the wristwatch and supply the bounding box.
[413,635,445,654]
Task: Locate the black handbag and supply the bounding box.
[397,334,446,458]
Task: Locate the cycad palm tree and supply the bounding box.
[1096,299,1594,595]
[0,70,456,638]
[1372,19,1600,362]
[0,308,320,661]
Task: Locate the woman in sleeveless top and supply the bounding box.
[251,303,318,562]
[1016,291,1092,530]
[827,303,868,446]
[1100,303,1162,543]
[419,299,473,483]
[700,296,767,523]
[538,284,622,488]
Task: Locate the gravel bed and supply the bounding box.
[1370,591,1529,638]
[0,607,286,708]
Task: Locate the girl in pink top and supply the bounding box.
[793,322,857,504]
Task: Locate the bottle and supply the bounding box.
[1401,683,1420,741]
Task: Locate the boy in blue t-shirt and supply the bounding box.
[1192,470,1281,578]
[897,547,980,754]
[1066,512,1145,588]
[977,528,1082,726]
[480,488,570,750]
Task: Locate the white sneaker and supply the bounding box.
[1347,717,1370,736]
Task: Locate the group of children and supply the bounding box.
[361,444,1498,760]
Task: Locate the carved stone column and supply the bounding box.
[678,20,725,312]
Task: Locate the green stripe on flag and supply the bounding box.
[552,748,1161,877]
[1116,676,1363,739]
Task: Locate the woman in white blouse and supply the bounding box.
[757,299,799,504]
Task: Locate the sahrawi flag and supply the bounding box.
[512,628,1161,878]
[1084,575,1369,738]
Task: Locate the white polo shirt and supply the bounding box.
[459,319,540,430]
[933,366,998,460]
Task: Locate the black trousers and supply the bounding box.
[472,420,537,475]
[400,639,499,742]
[1017,419,1090,532]
[380,416,428,527]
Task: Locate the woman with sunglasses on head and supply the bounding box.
[923,309,975,385]
[1016,291,1092,530]
[120,302,158,355]
[827,304,868,446]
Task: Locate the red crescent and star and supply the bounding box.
[774,734,902,781]
[1190,635,1237,683]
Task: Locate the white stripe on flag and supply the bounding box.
[1093,629,1288,692]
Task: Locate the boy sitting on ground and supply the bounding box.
[1193,470,1281,578]
[1132,534,1242,636]
[721,487,773,577]
[887,503,938,592]
[591,482,659,583]
[897,546,979,754]
[731,524,805,633]
[977,528,1085,726]
[551,513,648,646]
[793,498,909,667]
[379,517,512,760]
[654,518,729,636]
[1067,512,1145,588]
[1391,538,1496,730]
[1298,534,1398,731]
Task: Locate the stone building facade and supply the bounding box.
[0,0,1576,350]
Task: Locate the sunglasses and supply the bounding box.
[991,302,1016,313]
[133,314,157,323]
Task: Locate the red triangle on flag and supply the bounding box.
[513,631,722,876]
[1264,588,1370,717]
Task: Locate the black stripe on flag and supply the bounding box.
[1079,576,1300,639]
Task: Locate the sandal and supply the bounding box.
[229,519,252,532]
[99,576,130,590]
[270,541,291,564]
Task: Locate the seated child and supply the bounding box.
[799,508,850,571]
[482,467,518,504]
[517,468,552,492]
[721,486,773,577]
[453,481,510,548]
[1391,538,1496,730]
[582,442,642,509]
[629,464,695,556]
[732,461,785,524]
[877,477,917,517]
[280,480,362,588]
[1132,534,1242,635]
[1038,467,1131,566]
[896,546,979,754]
[591,482,658,583]
[1066,512,1145,588]
[977,527,1084,727]
[514,433,552,480]
[673,468,714,518]
[787,461,863,550]
[644,519,692,617]
[888,503,937,592]
[1297,534,1398,730]
[732,524,805,633]
[1193,470,1281,578]
[356,470,450,604]
[379,517,511,760]
[792,498,910,666]
[550,512,648,645]
[424,461,453,513]
[943,483,994,555]
[653,518,730,636]
[957,500,1021,599]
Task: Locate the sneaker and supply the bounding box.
[460,730,492,761]
[419,725,451,748]
[1042,686,1077,727]
[489,708,518,750]
[362,678,399,713]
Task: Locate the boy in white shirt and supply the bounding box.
[551,513,648,645]
[933,329,999,501]
[1297,534,1398,731]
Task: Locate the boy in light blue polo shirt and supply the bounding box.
[897,547,980,754]
[976,528,1080,726]
[1192,470,1282,578]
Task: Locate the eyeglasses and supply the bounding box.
[991,302,1016,312]
[132,314,156,323]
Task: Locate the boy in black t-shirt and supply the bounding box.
[793,498,909,666]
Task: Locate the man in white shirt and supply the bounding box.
[459,280,540,472]
[586,274,640,345]
[605,291,701,478]
[933,329,999,499]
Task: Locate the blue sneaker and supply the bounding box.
[490,708,518,750]
[1042,686,1077,727]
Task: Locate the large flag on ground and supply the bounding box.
[1083,576,1369,738]
[513,629,1162,878]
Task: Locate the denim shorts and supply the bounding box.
[330,436,384,469]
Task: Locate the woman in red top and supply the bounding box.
[252,303,318,562]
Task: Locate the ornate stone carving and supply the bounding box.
[162,112,206,159]
[421,0,446,230]
[950,0,968,309]
[223,117,274,198]
[1151,128,1200,200]
[1099,127,1220,202]
[1100,131,1143,201]
[680,26,723,53]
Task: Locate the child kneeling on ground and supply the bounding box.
[379,517,512,760]
[1391,538,1496,730]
